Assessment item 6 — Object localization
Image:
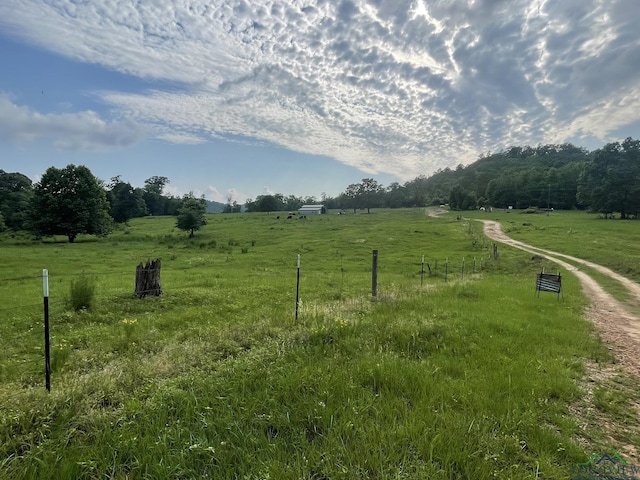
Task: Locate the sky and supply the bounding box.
[1,0,639,204]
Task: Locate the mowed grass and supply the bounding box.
[0,209,637,479]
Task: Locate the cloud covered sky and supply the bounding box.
[1,0,639,202]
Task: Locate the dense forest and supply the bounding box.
[319,138,639,216]
[1,138,638,242]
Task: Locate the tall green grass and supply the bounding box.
[0,209,637,479]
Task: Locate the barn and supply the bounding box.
[298,204,327,215]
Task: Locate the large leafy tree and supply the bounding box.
[384,182,407,208]
[343,183,360,213]
[449,184,477,210]
[143,176,169,215]
[255,195,283,212]
[0,170,33,231]
[577,138,640,218]
[176,195,207,237]
[358,178,384,213]
[30,164,112,243]
[107,176,147,223]
[342,178,384,213]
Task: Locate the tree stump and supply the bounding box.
[135,258,162,298]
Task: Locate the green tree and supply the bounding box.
[284,195,303,211]
[256,195,283,212]
[223,194,242,214]
[143,176,170,215]
[449,184,477,210]
[144,176,169,195]
[176,195,207,237]
[108,177,147,223]
[358,178,384,213]
[0,170,33,231]
[384,182,406,208]
[223,194,242,213]
[343,183,360,213]
[577,138,640,218]
[30,165,112,243]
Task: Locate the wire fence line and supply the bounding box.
[1,252,493,317]
[0,265,201,283]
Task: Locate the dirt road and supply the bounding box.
[481,220,640,378]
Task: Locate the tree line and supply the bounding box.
[322,138,639,217]
[0,166,206,242]
[1,138,638,242]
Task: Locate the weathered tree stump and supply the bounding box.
[135,258,162,298]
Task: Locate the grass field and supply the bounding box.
[0,209,638,479]
[463,208,640,309]
[464,209,640,282]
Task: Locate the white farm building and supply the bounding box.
[298,205,327,215]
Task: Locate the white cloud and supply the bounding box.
[206,186,223,202]
[0,95,143,150]
[1,0,639,177]
[225,188,249,204]
[157,133,207,145]
[173,185,250,204]
[205,186,233,204]
[162,185,181,198]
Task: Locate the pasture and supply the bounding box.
[467,208,640,307]
[0,209,638,479]
[466,209,640,282]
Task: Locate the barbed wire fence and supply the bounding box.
[1,248,496,316]
[0,247,496,390]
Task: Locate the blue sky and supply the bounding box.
[1,0,639,203]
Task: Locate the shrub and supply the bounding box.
[68,274,97,311]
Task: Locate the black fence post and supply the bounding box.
[43,269,51,392]
[295,255,301,321]
[372,250,378,297]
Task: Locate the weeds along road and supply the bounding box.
[480,219,640,379]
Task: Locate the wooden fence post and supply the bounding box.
[135,259,162,298]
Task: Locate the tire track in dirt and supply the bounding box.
[481,220,640,378]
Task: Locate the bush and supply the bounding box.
[68,274,97,311]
